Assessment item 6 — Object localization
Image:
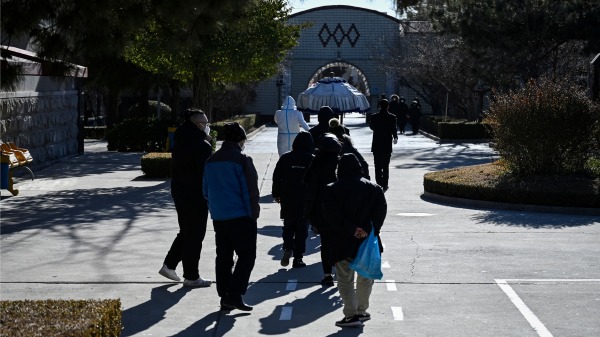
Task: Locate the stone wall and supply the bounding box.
[0,91,80,166]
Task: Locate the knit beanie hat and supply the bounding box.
[328,118,345,140]
[223,122,247,142]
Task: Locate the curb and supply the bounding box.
[422,191,600,216]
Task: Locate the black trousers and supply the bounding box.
[213,217,257,300]
[319,229,334,274]
[373,152,391,188]
[282,217,309,259]
[164,198,209,281]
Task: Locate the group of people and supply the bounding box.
[387,94,422,135]
[272,96,388,327]
[157,93,405,327]
[159,108,258,312]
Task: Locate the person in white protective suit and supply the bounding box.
[274,96,310,156]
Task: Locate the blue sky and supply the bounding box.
[289,0,399,18]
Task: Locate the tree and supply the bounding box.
[1,0,254,125]
[124,0,302,120]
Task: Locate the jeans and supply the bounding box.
[213,217,257,300]
[164,198,209,281]
[335,259,374,318]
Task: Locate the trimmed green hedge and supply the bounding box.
[0,299,122,337]
[138,115,257,178]
[84,126,107,140]
[420,116,491,140]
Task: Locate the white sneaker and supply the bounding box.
[183,277,212,288]
[158,264,180,282]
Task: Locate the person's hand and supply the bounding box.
[354,227,368,239]
[393,138,398,145]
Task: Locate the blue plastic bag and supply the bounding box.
[349,229,383,280]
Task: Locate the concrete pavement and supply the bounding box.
[1,113,599,337]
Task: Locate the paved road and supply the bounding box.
[1,113,599,336]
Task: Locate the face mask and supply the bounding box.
[239,141,246,151]
[204,125,210,135]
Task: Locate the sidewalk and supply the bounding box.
[1,113,599,337]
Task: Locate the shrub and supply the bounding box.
[84,126,107,139]
[0,299,122,337]
[141,152,172,178]
[485,77,600,175]
[106,117,171,152]
[211,115,256,140]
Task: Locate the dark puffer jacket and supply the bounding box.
[322,153,387,263]
[171,120,213,200]
[272,132,314,219]
[303,135,340,230]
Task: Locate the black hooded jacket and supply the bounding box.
[170,120,213,200]
[322,154,387,263]
[309,106,335,150]
[272,132,315,219]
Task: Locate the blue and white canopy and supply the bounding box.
[297,77,371,114]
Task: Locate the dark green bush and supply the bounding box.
[141,152,172,178]
[485,78,600,175]
[211,114,256,140]
[437,122,491,140]
[0,299,122,337]
[106,117,171,152]
[84,126,107,139]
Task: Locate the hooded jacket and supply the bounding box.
[309,106,335,151]
[274,96,310,156]
[203,141,260,220]
[323,153,387,263]
[272,131,314,219]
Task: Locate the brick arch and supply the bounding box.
[306,61,371,97]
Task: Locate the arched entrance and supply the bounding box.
[308,62,371,97]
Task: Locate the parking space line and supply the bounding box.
[286,279,297,291]
[391,306,404,320]
[280,306,293,320]
[495,279,553,337]
[386,280,397,291]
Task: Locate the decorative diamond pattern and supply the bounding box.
[317,23,361,48]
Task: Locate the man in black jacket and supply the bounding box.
[323,153,387,328]
[369,99,398,191]
[272,131,314,268]
[159,108,213,288]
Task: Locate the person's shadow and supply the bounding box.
[120,284,191,336]
[171,310,251,337]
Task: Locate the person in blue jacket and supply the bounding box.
[203,122,260,312]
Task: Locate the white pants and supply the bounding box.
[277,133,298,156]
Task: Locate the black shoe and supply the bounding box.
[220,297,253,311]
[321,275,334,287]
[335,316,363,327]
[281,249,293,267]
[354,312,371,322]
[292,258,306,268]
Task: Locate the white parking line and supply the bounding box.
[386,280,397,291]
[280,306,293,320]
[391,306,404,320]
[286,279,297,291]
[495,279,553,337]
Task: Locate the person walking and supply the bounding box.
[203,122,260,312]
[395,95,409,134]
[388,95,402,134]
[309,106,335,151]
[303,133,341,287]
[272,131,314,268]
[159,108,213,288]
[274,96,310,156]
[328,118,370,180]
[323,153,387,328]
[409,98,422,135]
[369,99,398,191]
